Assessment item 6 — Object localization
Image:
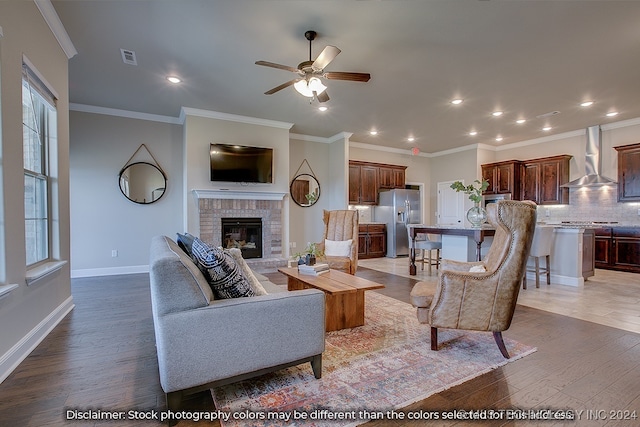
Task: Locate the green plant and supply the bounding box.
[450,179,489,204]
[304,242,323,257]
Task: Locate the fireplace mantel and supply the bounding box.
[192,189,287,201]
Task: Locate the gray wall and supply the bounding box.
[0,2,71,379]
[182,111,292,235]
[289,137,331,253]
[69,111,183,276]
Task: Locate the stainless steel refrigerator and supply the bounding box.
[374,189,422,257]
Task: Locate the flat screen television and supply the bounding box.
[209,143,273,183]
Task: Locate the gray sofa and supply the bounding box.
[149,235,325,416]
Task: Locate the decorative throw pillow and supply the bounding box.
[176,232,196,258]
[191,237,255,299]
[324,239,353,257]
[224,248,268,296]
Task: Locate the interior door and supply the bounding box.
[437,181,464,225]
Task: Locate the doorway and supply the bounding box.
[437,181,464,225]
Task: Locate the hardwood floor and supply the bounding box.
[0,268,639,426]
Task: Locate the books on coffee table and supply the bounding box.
[298,263,330,276]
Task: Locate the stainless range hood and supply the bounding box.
[561,125,617,188]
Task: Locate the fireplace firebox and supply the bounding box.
[221,218,262,259]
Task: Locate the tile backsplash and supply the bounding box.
[349,205,373,223]
[542,186,640,223]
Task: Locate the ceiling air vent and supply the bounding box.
[120,48,137,66]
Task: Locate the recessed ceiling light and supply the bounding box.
[580,101,594,107]
[451,99,463,105]
[495,136,503,142]
[166,76,181,84]
[318,106,328,112]
[369,130,378,136]
[469,131,478,136]
[606,111,619,117]
[516,119,526,124]
[407,136,415,142]
[492,111,503,117]
[542,126,552,131]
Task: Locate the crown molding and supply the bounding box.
[34,0,77,59]
[180,107,294,130]
[290,132,353,144]
[601,116,640,131]
[349,140,429,157]
[69,103,182,124]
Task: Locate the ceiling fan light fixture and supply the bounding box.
[294,77,326,98]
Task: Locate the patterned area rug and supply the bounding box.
[211,292,536,427]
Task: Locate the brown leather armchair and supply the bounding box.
[410,200,536,358]
[316,210,359,275]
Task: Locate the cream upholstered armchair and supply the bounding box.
[316,210,359,275]
[410,200,536,358]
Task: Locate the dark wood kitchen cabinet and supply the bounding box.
[520,155,571,205]
[594,227,612,268]
[349,161,407,205]
[595,227,640,272]
[614,143,640,202]
[481,160,522,196]
[358,224,386,259]
[378,165,406,189]
[349,162,378,205]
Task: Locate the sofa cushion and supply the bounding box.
[224,248,268,296]
[192,238,255,299]
[324,238,353,257]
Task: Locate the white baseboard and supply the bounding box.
[0,296,74,384]
[71,265,149,278]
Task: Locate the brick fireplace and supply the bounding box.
[194,190,287,271]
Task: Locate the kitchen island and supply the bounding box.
[408,224,495,275]
[409,223,596,286]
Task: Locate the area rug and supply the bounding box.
[211,292,536,427]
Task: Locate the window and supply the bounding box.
[22,63,57,266]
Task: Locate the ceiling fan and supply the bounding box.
[255,30,371,103]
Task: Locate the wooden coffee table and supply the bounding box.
[278,267,385,332]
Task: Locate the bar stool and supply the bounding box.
[523,225,554,289]
[409,228,442,274]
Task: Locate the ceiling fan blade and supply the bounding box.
[323,71,371,82]
[264,79,298,95]
[255,60,299,73]
[315,91,330,103]
[312,45,341,71]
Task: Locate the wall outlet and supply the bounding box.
[291,242,296,248]
[545,209,550,217]
[111,250,118,257]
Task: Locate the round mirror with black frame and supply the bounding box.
[119,162,167,204]
[290,173,321,207]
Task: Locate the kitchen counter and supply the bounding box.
[409,223,594,286]
[542,221,640,228]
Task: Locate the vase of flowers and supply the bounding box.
[450,179,490,227]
